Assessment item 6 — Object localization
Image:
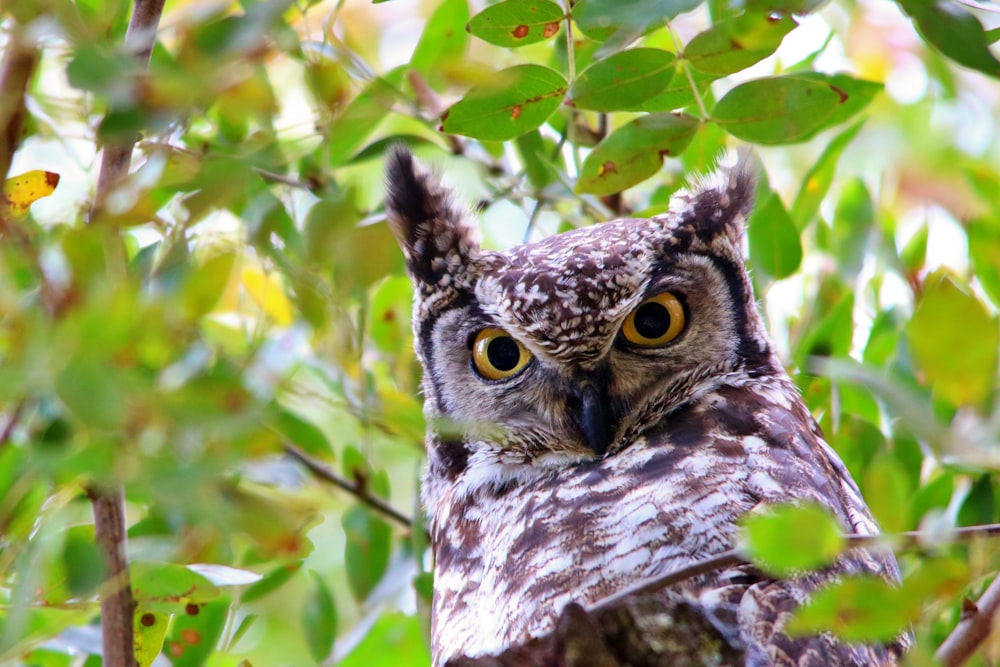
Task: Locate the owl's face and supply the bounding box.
[386,148,773,500]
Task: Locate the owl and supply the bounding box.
[384,147,908,666]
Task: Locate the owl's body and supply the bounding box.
[385,148,906,666]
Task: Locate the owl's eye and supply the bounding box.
[471,328,532,381]
[620,292,686,346]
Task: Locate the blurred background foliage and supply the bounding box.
[0,0,999,665]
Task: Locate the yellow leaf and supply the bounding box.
[4,170,59,217]
[242,267,293,326]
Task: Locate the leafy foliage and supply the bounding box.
[2,0,1000,666]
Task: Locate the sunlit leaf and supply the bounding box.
[3,170,60,217]
[787,576,907,642]
[131,561,221,614]
[242,267,294,326]
[740,503,844,577]
[906,272,999,406]
[968,217,1000,308]
[686,13,797,76]
[576,113,699,195]
[467,0,564,47]
[441,64,567,140]
[134,609,169,667]
[411,0,470,74]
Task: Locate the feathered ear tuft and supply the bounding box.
[384,146,480,311]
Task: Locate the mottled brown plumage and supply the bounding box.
[385,147,907,667]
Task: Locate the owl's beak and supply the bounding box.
[574,383,612,457]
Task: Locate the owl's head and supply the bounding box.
[385,147,776,502]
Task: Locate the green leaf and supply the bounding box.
[576,113,699,195]
[740,504,845,577]
[574,0,701,42]
[134,609,169,667]
[411,0,470,73]
[441,65,567,140]
[274,408,331,456]
[790,120,864,229]
[747,193,802,279]
[787,576,907,642]
[905,272,999,406]
[686,13,797,76]
[165,597,229,667]
[467,0,564,47]
[828,177,874,278]
[131,561,221,614]
[629,65,716,112]
[338,611,431,667]
[327,70,403,167]
[899,224,927,276]
[241,561,303,603]
[862,453,912,533]
[343,505,392,602]
[712,74,880,144]
[568,48,675,111]
[968,217,1000,308]
[897,1,1000,78]
[62,527,105,597]
[367,275,413,355]
[182,252,235,318]
[302,571,337,663]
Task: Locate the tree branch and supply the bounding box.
[936,574,1000,667]
[282,442,416,531]
[92,0,167,215]
[88,484,136,667]
[0,27,39,188]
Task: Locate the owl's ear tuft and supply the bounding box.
[675,157,758,251]
[384,146,480,299]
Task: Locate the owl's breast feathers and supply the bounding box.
[429,377,906,666]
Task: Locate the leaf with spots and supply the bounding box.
[467,0,564,48]
[134,609,169,667]
[441,64,567,140]
[576,113,699,195]
[165,597,230,667]
[131,561,221,614]
[4,170,59,218]
[685,12,797,76]
[740,503,844,577]
[568,48,675,112]
[711,74,881,144]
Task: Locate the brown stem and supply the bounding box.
[0,28,39,192]
[88,485,137,667]
[92,0,167,215]
[282,442,416,531]
[936,574,1000,667]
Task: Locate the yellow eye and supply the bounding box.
[472,328,532,381]
[621,292,686,346]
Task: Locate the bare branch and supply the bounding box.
[92,0,167,214]
[936,574,1000,667]
[0,28,39,182]
[88,485,137,667]
[282,441,416,531]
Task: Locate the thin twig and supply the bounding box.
[0,28,39,183]
[91,0,167,217]
[936,574,1000,667]
[282,442,415,531]
[88,485,137,667]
